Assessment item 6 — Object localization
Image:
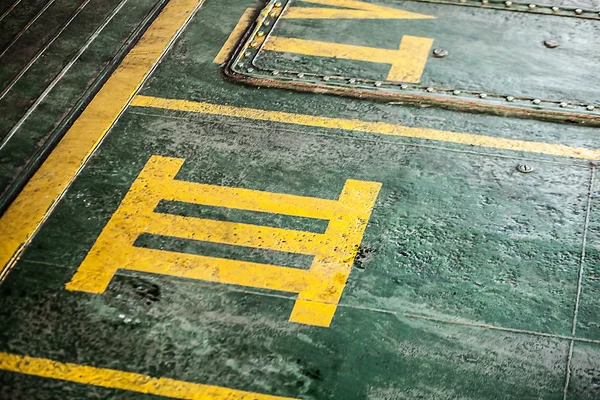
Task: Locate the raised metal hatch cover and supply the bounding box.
[225,0,600,125]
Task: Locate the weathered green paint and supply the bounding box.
[0,0,599,398]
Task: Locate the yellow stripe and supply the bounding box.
[0,0,202,279]
[0,352,296,399]
[213,8,254,64]
[131,95,600,160]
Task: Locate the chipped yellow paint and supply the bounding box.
[0,352,297,399]
[130,95,600,161]
[0,0,203,280]
[283,0,435,20]
[213,8,254,64]
[66,155,381,328]
[263,35,434,82]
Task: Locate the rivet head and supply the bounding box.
[479,93,487,99]
[426,87,435,92]
[257,31,265,37]
[453,90,461,95]
[517,164,533,173]
[544,39,559,48]
[244,51,252,57]
[269,11,276,17]
[250,41,258,48]
[274,1,282,7]
[432,48,449,58]
[237,62,245,68]
[323,76,330,81]
[297,73,305,78]
[400,84,408,89]
[348,78,356,84]
[481,0,488,4]
[504,0,512,6]
[263,20,270,26]
[575,8,583,14]
[247,68,254,73]
[528,4,536,9]
[272,70,279,75]
[587,105,596,111]
[506,96,515,102]
[374,81,382,87]
[532,99,541,105]
[551,6,559,11]
[559,102,568,108]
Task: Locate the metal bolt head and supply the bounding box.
[504,1,512,6]
[269,11,276,17]
[247,67,254,73]
[237,62,244,68]
[272,70,279,75]
[517,164,533,173]
[559,102,568,108]
[400,84,408,89]
[374,81,382,87]
[481,0,488,4]
[587,105,596,111]
[297,73,305,78]
[323,76,330,81]
[257,31,265,37]
[575,8,583,14]
[551,6,559,11]
[426,87,435,92]
[528,4,536,9]
[432,48,449,58]
[479,93,487,99]
[544,39,559,48]
[263,20,270,26]
[453,90,461,95]
[244,51,252,57]
[506,96,515,102]
[532,99,541,105]
[274,1,282,7]
[250,41,258,48]
[348,78,356,84]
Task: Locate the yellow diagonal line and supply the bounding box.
[131,95,600,161]
[0,0,203,278]
[0,352,296,399]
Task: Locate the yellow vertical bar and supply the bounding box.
[213,8,255,64]
[0,0,203,280]
[387,35,434,82]
[289,179,381,327]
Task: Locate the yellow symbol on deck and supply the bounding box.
[66,155,381,328]
[214,0,435,83]
[284,0,435,20]
[263,35,434,82]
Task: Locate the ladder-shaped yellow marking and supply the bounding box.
[263,35,434,82]
[0,352,296,399]
[66,155,381,328]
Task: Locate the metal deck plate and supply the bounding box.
[226,0,600,124]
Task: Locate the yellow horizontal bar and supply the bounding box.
[129,247,313,293]
[131,95,600,160]
[0,352,296,399]
[144,213,325,255]
[160,178,342,219]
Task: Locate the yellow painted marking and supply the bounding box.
[264,35,433,82]
[0,0,203,280]
[130,95,600,161]
[213,8,254,64]
[0,352,296,399]
[284,0,435,20]
[66,155,381,328]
